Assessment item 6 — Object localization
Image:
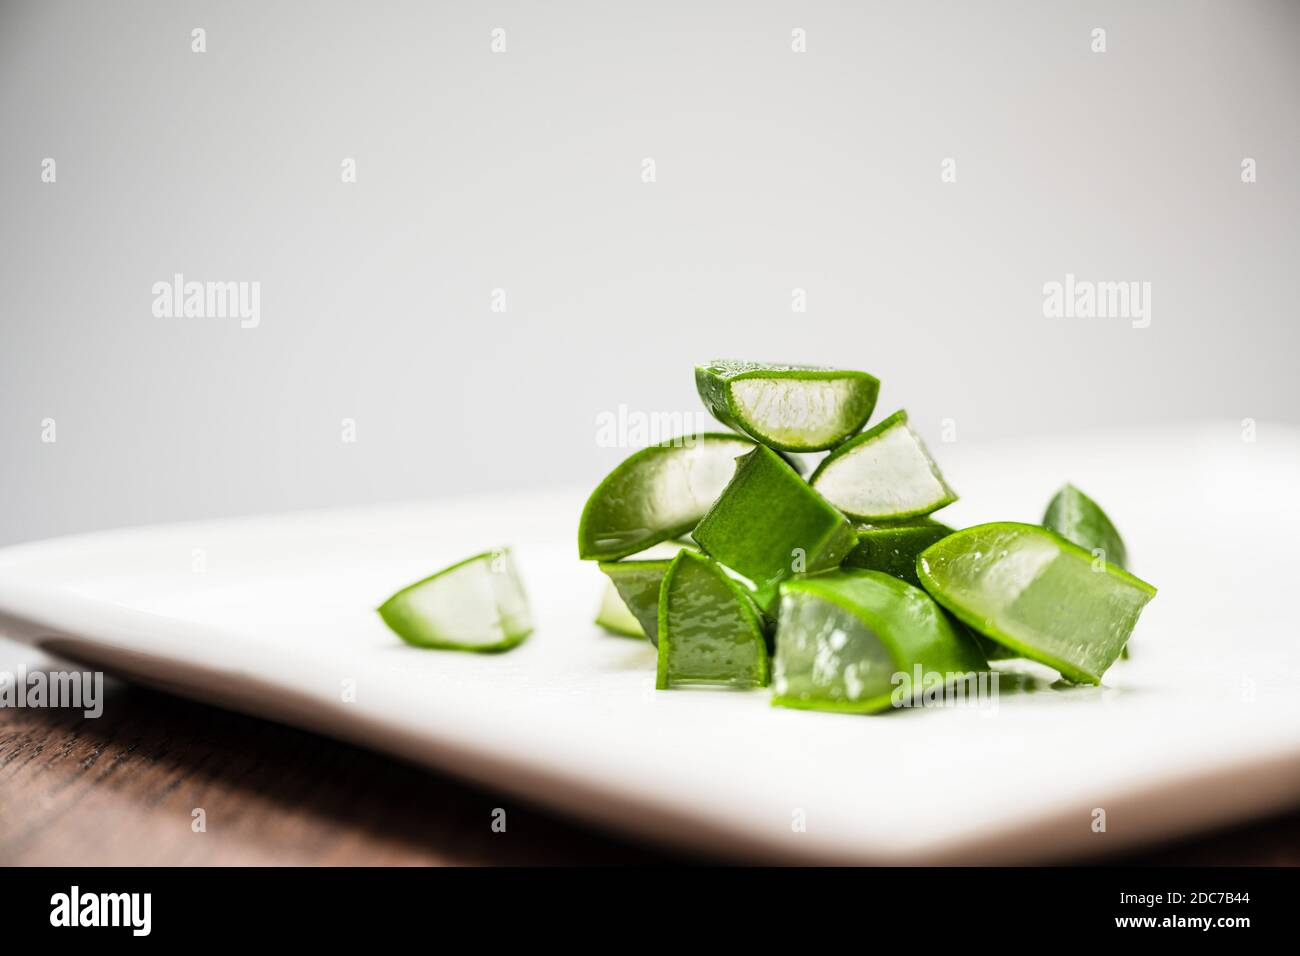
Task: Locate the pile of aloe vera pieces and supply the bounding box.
[581,361,1157,712]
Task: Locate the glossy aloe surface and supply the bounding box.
[692,445,857,613]
[377,549,533,652]
[695,361,879,452]
[772,569,989,713]
[1043,484,1134,658]
[594,581,644,638]
[810,410,957,520]
[656,551,770,689]
[1043,484,1128,569]
[844,518,954,588]
[578,433,756,561]
[917,523,1156,684]
[597,541,697,645]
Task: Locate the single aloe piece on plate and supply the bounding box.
[773,569,989,714]
[695,361,880,452]
[1043,484,1127,570]
[597,540,697,644]
[378,549,533,652]
[844,518,954,588]
[692,445,857,613]
[916,523,1156,684]
[578,433,757,561]
[810,410,957,520]
[656,551,769,689]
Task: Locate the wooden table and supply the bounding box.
[2,653,1296,865]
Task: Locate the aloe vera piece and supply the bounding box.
[1043,484,1127,570]
[600,563,668,642]
[841,519,1014,661]
[810,410,957,521]
[656,551,769,689]
[594,582,644,637]
[378,549,532,652]
[773,569,989,713]
[844,518,954,588]
[917,523,1156,684]
[578,434,757,561]
[1043,484,1133,658]
[965,623,1022,662]
[695,361,880,452]
[597,541,697,645]
[692,445,857,613]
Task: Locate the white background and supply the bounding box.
[2,0,1298,546]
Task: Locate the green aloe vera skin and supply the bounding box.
[378,549,533,652]
[844,519,954,588]
[578,434,757,561]
[917,523,1157,684]
[597,541,697,645]
[599,561,670,642]
[694,361,880,452]
[692,445,858,614]
[594,582,644,637]
[656,551,770,690]
[1043,484,1127,569]
[842,519,1016,662]
[772,569,989,714]
[810,410,957,521]
[1043,483,1133,658]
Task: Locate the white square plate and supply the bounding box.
[2,422,1297,863]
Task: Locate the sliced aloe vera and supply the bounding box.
[377,549,532,652]
[578,434,757,561]
[917,523,1156,684]
[773,569,988,713]
[1044,484,1133,658]
[810,410,956,521]
[843,519,1016,661]
[594,582,643,637]
[1043,484,1127,569]
[692,445,857,613]
[597,540,697,645]
[844,518,954,588]
[695,361,880,452]
[656,551,769,689]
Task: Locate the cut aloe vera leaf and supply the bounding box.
[917,523,1156,684]
[656,551,769,689]
[773,569,989,714]
[1043,483,1133,658]
[692,445,857,614]
[695,361,880,452]
[597,540,697,645]
[844,518,954,588]
[844,519,1014,664]
[842,519,1016,661]
[594,582,643,638]
[578,434,758,561]
[1043,484,1128,569]
[377,549,533,652]
[810,410,957,521]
